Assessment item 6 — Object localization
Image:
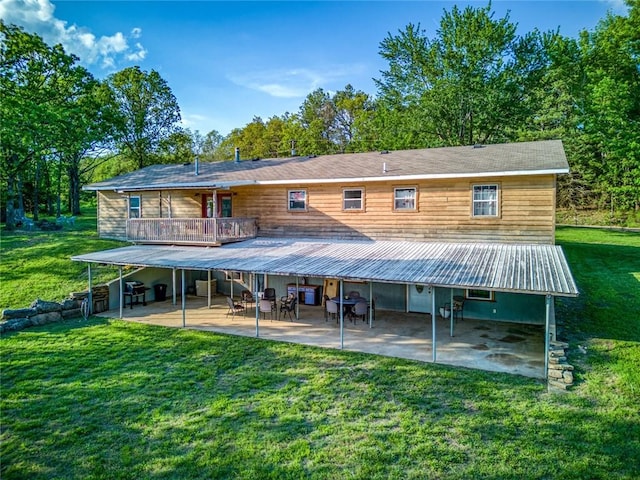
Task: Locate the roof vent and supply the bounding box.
[473,144,484,149]
[383,162,388,173]
[380,150,389,154]
[234,147,240,163]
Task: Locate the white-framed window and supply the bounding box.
[472,184,499,217]
[225,271,242,281]
[343,188,364,211]
[394,187,417,210]
[466,289,494,301]
[129,195,141,218]
[288,189,307,211]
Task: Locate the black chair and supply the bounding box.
[226,296,245,318]
[348,291,361,299]
[279,294,297,321]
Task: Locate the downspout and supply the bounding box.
[255,273,260,338]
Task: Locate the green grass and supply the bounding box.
[1,214,639,479]
[0,206,126,310]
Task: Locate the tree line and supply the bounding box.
[2,2,638,230]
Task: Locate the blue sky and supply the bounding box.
[1,0,628,136]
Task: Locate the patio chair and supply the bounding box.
[325,299,338,323]
[263,287,277,309]
[279,294,297,321]
[226,296,245,318]
[259,298,275,320]
[453,296,464,321]
[241,290,254,314]
[351,299,368,323]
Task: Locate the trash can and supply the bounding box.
[153,283,167,302]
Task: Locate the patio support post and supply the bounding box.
[450,289,454,337]
[254,273,259,338]
[230,272,234,299]
[369,282,373,328]
[296,277,299,319]
[181,269,186,328]
[339,279,344,349]
[172,268,177,305]
[119,266,124,319]
[432,287,437,362]
[207,269,212,309]
[544,294,551,382]
[87,264,93,315]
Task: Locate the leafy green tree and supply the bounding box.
[0,22,101,227]
[374,5,551,147]
[105,66,181,170]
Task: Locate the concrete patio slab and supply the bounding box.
[96,295,545,379]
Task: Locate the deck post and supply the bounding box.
[339,279,344,349]
[295,277,299,319]
[432,287,437,362]
[119,266,124,319]
[207,269,212,309]
[87,264,93,315]
[181,269,186,328]
[545,294,551,382]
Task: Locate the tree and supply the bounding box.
[374,5,551,147]
[105,66,182,169]
[0,22,101,227]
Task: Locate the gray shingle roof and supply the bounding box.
[85,140,569,191]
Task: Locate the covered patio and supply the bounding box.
[73,237,578,380]
[96,294,546,378]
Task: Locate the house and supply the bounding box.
[74,140,578,378]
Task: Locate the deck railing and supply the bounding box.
[126,217,257,245]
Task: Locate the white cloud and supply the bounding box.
[229,65,366,98]
[600,0,630,14]
[0,0,146,70]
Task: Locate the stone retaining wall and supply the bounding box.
[0,286,108,334]
[548,340,575,390]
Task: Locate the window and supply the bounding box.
[129,196,141,218]
[466,289,494,301]
[225,271,242,281]
[343,189,363,210]
[288,190,307,211]
[394,187,417,210]
[472,184,499,217]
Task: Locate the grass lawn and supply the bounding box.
[1,218,639,479]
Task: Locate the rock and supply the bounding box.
[562,370,574,384]
[549,356,566,364]
[548,379,571,391]
[30,299,62,314]
[0,318,34,333]
[29,312,62,325]
[61,308,82,319]
[61,298,79,310]
[548,369,563,379]
[1,308,37,320]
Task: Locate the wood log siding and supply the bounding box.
[96,175,557,244]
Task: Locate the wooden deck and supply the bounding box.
[126,217,257,245]
[96,295,546,378]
